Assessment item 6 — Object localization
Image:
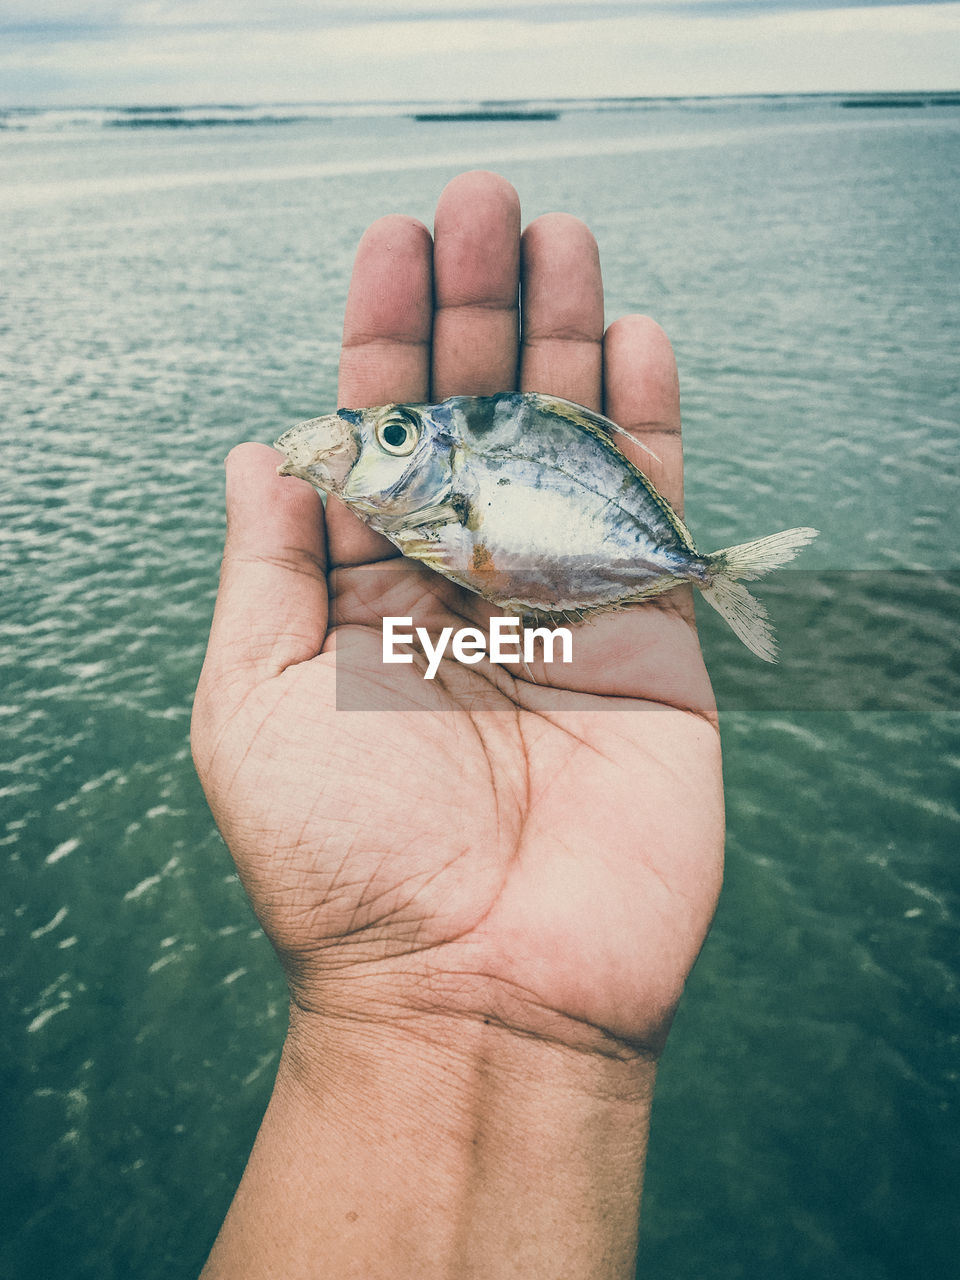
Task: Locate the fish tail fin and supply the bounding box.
[698,576,778,662]
[698,526,818,663]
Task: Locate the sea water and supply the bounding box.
[2,97,958,1278]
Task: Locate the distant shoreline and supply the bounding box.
[413,110,559,122]
[1,92,958,133]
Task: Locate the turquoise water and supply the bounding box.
[2,98,958,1277]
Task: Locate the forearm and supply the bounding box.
[201,1004,657,1279]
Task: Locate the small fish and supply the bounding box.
[274,393,817,661]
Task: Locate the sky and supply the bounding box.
[1,0,959,106]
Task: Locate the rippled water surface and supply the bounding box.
[2,99,958,1278]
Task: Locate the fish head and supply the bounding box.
[275,410,361,491]
[274,404,455,520]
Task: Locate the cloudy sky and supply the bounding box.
[2,1,959,106]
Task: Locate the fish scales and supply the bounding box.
[457,394,693,556]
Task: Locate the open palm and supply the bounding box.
[192,172,723,1061]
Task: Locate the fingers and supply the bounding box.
[520,213,604,411]
[432,171,521,398]
[199,443,328,700]
[330,174,520,566]
[603,315,684,515]
[333,214,433,566]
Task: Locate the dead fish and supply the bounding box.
[274,393,818,661]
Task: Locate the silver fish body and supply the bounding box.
[275,393,817,661]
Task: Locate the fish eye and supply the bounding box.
[375,411,419,457]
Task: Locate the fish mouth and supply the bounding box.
[274,412,359,489]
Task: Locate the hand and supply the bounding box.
[191,171,724,1278]
[192,170,722,1059]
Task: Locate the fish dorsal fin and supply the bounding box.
[526,394,698,552]
[527,394,663,466]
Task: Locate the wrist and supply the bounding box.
[284,995,657,1108]
[286,1005,655,1277]
[203,1002,656,1278]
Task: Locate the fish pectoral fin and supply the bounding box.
[375,501,463,534]
[390,528,466,579]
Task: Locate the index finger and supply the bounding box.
[331,214,434,567]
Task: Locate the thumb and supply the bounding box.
[200,442,328,696]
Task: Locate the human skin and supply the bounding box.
[191,170,724,1278]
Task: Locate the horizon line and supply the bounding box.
[5,88,960,111]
